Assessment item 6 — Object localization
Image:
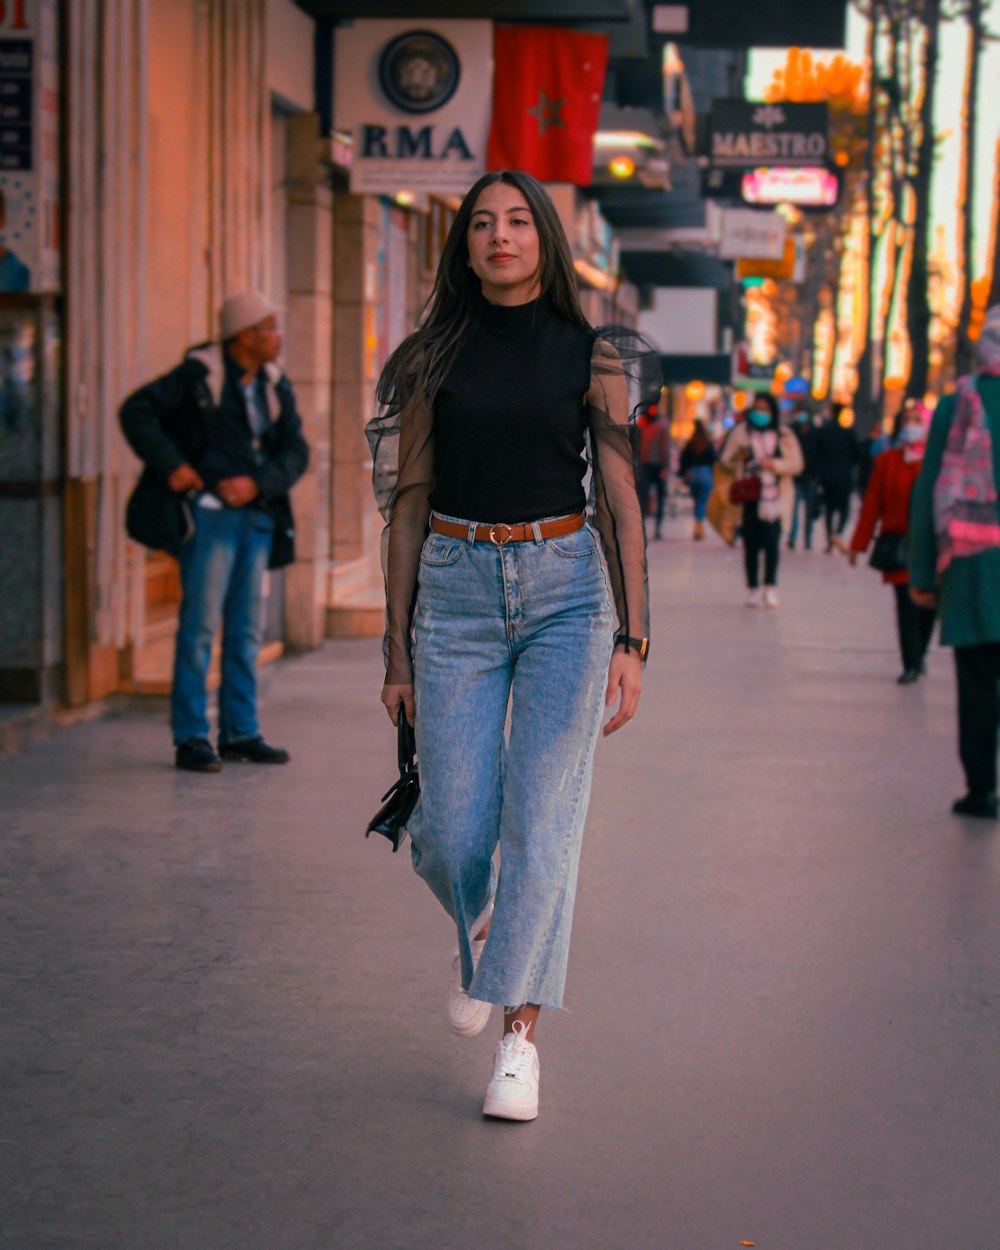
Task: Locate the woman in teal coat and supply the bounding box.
[908,306,1000,820]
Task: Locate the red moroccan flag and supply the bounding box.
[487,26,609,186]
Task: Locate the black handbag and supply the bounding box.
[365,713,419,853]
[869,530,908,574]
[125,468,195,555]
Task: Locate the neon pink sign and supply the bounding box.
[741,166,839,208]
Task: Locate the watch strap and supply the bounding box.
[614,633,649,661]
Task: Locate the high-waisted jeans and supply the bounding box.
[408,514,614,1010]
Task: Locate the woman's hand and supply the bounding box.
[909,587,938,611]
[381,682,415,727]
[603,651,642,736]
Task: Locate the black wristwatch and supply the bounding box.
[614,633,649,661]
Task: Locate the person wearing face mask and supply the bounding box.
[719,393,803,606]
[848,400,935,683]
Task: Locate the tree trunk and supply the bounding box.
[955,0,982,378]
[987,138,1000,309]
[855,8,879,422]
[906,0,940,396]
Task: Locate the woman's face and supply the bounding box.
[748,402,772,428]
[467,180,542,305]
[902,406,924,432]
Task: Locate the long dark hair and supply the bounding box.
[377,170,590,413]
[687,418,709,453]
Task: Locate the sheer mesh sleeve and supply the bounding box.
[586,330,662,648]
[365,390,435,685]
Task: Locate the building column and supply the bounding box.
[281,112,332,650]
[327,193,384,638]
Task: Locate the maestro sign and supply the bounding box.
[335,20,492,196]
[710,101,829,169]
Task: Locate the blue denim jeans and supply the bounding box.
[408,515,614,1010]
[686,465,714,522]
[171,498,274,746]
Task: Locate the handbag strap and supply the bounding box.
[397,713,417,774]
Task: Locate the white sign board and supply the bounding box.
[334,20,492,197]
[716,207,786,261]
[0,0,58,292]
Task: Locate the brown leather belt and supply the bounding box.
[430,512,585,546]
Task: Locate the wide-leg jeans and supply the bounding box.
[171,499,274,746]
[408,517,614,1010]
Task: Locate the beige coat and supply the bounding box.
[719,423,804,531]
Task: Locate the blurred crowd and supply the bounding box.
[638,311,1000,822]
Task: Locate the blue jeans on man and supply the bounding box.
[171,498,274,746]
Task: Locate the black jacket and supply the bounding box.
[812,420,858,486]
[120,344,310,568]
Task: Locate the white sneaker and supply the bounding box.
[482,1020,539,1121]
[447,938,492,1037]
[763,586,779,608]
[746,588,762,608]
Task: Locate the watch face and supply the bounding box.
[378,31,461,115]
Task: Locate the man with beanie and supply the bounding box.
[121,291,309,772]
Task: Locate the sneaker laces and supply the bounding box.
[495,1020,534,1081]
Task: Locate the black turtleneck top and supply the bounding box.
[428,294,593,523]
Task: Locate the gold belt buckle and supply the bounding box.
[489,522,512,546]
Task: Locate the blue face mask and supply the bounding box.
[748,410,771,430]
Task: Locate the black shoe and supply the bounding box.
[918,661,927,675]
[896,668,920,684]
[951,792,998,819]
[175,737,223,773]
[218,736,290,764]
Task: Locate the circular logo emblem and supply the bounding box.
[378,31,461,115]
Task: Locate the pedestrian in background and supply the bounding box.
[720,392,803,607]
[638,399,669,540]
[908,306,1000,820]
[848,402,935,683]
[120,292,309,773]
[814,403,859,551]
[679,418,715,541]
[786,403,819,550]
[368,170,657,1121]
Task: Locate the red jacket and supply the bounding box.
[849,447,922,585]
[639,416,668,466]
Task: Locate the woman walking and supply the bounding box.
[679,418,716,540]
[908,308,1000,820]
[848,401,934,683]
[719,393,803,606]
[367,170,658,1119]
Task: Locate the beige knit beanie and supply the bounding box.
[220,291,278,340]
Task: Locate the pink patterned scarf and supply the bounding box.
[933,313,1000,573]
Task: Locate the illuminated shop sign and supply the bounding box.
[709,101,829,169]
[742,166,839,208]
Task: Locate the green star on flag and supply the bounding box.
[527,91,566,135]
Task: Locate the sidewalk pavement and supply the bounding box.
[2,513,999,1250]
